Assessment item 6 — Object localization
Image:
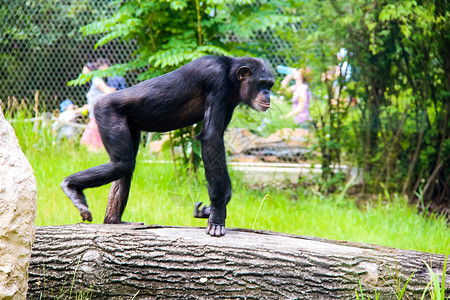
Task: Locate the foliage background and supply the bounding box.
[275,0,450,210]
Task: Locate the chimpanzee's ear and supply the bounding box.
[236,66,252,81]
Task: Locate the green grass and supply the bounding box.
[11,117,450,255]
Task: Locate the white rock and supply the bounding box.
[0,111,37,299]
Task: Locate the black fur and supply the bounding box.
[61,56,274,236]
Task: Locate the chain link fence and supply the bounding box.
[1,0,291,117]
[1,0,137,117]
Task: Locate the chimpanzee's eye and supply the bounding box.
[259,79,274,89]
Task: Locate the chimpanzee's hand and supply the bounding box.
[193,202,210,218]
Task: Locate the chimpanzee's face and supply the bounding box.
[237,63,275,112]
[248,74,274,112]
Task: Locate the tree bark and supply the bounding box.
[28,224,448,299]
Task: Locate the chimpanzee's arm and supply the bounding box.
[196,93,232,237]
[201,135,232,236]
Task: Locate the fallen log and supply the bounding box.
[28,224,448,299]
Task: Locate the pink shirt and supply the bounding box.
[292,83,312,124]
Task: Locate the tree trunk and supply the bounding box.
[28,224,448,299]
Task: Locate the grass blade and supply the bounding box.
[420,281,432,300]
[69,256,82,299]
[440,255,447,300]
[398,272,414,299]
[251,194,270,230]
[423,260,441,300]
[359,279,365,300]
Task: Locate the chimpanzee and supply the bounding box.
[61,55,274,237]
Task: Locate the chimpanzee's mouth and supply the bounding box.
[256,101,271,109]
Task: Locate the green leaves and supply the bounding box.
[168,0,188,11]
[77,0,289,78]
[378,1,437,38]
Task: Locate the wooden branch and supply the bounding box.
[28,224,448,299]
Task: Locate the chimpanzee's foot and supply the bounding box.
[61,179,92,222]
[80,210,93,222]
[194,202,211,218]
[206,222,225,237]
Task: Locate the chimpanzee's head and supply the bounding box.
[236,58,275,112]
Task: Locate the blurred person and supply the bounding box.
[280,67,312,128]
[322,49,353,106]
[97,58,127,90]
[52,99,87,144]
[80,62,116,151]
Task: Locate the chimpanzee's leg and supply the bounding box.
[103,128,141,224]
[200,135,232,236]
[61,111,137,222]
